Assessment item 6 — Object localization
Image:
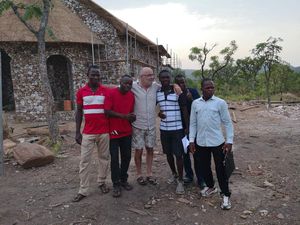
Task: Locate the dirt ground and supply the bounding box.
[0,103,299,225]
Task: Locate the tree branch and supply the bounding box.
[10,1,38,36]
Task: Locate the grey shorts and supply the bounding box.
[132,127,156,149]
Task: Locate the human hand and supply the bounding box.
[186,89,193,101]
[126,113,136,123]
[222,143,232,154]
[173,84,182,95]
[158,111,166,119]
[75,132,82,145]
[189,142,196,154]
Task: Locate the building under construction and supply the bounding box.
[0,0,173,121]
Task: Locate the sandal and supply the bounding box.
[136,176,147,185]
[99,183,110,194]
[146,176,157,185]
[72,193,86,202]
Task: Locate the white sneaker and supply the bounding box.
[167,173,178,184]
[221,196,232,210]
[201,187,218,197]
[176,181,185,194]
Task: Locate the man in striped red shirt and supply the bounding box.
[73,65,110,202]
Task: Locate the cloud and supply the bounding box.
[106,2,300,69]
[109,3,233,68]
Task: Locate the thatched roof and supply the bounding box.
[0,0,169,57]
[0,0,102,44]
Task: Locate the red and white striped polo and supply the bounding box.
[76,84,110,134]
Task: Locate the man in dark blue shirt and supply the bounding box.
[175,74,205,189]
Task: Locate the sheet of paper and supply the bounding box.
[181,135,189,154]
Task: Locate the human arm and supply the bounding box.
[75,103,83,145]
[178,93,189,134]
[105,110,136,123]
[220,100,234,153]
[189,101,197,153]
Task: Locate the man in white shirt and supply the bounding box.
[189,78,234,210]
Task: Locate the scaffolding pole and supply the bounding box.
[170,49,172,67]
[97,43,101,66]
[126,23,129,74]
[0,51,3,176]
[156,38,160,73]
[91,32,95,65]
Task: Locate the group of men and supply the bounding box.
[72,65,234,210]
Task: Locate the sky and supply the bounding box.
[94,0,300,69]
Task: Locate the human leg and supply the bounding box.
[193,150,206,189]
[212,144,231,197]
[119,136,133,190]
[183,149,194,183]
[145,128,156,176]
[96,133,110,193]
[119,136,132,183]
[161,130,177,175]
[132,127,146,181]
[197,145,214,188]
[78,134,96,196]
[109,138,121,186]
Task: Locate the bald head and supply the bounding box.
[139,67,153,77]
[139,67,155,88]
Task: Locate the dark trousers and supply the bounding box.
[183,150,194,179]
[184,148,205,186]
[194,143,231,197]
[110,135,132,187]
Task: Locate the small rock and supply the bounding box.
[177,198,192,204]
[263,180,274,187]
[276,213,284,219]
[259,209,268,216]
[240,214,248,219]
[144,204,152,209]
[243,210,253,215]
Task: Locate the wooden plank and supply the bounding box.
[240,105,260,112]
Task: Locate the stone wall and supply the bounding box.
[0,42,91,121]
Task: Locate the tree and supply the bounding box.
[252,37,283,107]
[171,68,186,78]
[271,63,293,100]
[189,41,238,80]
[0,0,60,145]
[189,43,216,79]
[236,57,262,91]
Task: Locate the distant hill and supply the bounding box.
[183,66,300,78]
[183,69,196,79]
[291,66,300,73]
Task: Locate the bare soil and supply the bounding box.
[0,104,299,225]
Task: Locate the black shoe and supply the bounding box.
[120,181,133,191]
[183,176,193,184]
[72,193,86,202]
[112,186,121,198]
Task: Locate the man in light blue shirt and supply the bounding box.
[189,78,234,210]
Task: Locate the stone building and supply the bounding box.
[0,0,171,121]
